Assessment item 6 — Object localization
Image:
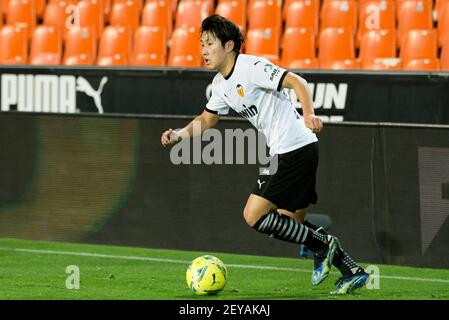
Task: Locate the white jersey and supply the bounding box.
[205,54,317,156]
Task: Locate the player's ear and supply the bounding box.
[225,40,235,53]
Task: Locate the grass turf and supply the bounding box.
[0,238,448,300]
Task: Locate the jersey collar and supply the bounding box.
[224,53,240,80]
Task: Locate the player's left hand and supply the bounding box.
[304,115,323,134]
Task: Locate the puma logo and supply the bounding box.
[211,273,219,286]
[76,76,108,114]
[257,179,266,189]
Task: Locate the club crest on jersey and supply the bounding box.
[236,84,244,97]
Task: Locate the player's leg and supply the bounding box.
[300,213,370,293]
[243,194,340,279]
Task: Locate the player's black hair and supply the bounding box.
[200,14,244,53]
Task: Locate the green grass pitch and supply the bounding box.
[0,238,448,300]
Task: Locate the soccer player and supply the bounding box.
[161,15,369,294]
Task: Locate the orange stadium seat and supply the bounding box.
[397,0,433,45]
[168,26,202,67]
[0,3,3,27]
[438,3,449,47]
[109,0,140,33]
[281,27,318,69]
[44,1,79,39]
[130,25,167,66]
[248,0,281,31]
[63,26,97,65]
[320,0,358,35]
[284,0,319,36]
[318,27,360,69]
[142,0,172,39]
[97,25,131,65]
[357,0,396,48]
[6,0,36,39]
[245,27,280,64]
[30,25,62,65]
[215,0,247,33]
[401,29,438,70]
[78,0,104,39]
[359,29,400,70]
[175,0,213,29]
[441,36,449,70]
[0,25,28,64]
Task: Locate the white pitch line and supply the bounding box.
[1,247,449,284]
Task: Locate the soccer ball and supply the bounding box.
[186,255,227,295]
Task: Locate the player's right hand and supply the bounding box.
[161,128,180,147]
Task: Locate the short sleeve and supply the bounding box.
[250,59,288,92]
[205,82,230,115]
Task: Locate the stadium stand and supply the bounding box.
[0,0,447,70]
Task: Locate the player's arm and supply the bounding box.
[161,110,220,147]
[281,72,323,134]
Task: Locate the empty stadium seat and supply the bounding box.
[30,25,62,65]
[168,26,202,67]
[78,0,104,39]
[97,25,131,65]
[63,26,97,65]
[175,0,213,29]
[284,0,319,36]
[215,0,247,33]
[0,25,28,64]
[320,0,358,34]
[360,29,400,70]
[110,0,140,33]
[281,27,318,69]
[131,26,167,66]
[245,27,280,64]
[438,3,449,47]
[398,0,433,45]
[318,27,360,69]
[357,0,396,48]
[6,0,36,39]
[248,0,281,31]
[401,29,438,70]
[142,0,172,39]
[44,1,79,39]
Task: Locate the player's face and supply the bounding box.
[200,32,227,70]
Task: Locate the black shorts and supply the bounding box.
[252,142,319,213]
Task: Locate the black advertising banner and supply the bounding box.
[0,66,449,124]
[1,112,448,268]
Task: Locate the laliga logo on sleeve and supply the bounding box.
[236,84,244,97]
[263,64,274,73]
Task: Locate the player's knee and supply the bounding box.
[243,207,261,227]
